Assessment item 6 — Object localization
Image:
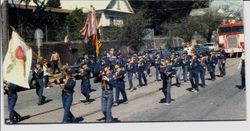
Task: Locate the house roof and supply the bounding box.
[9,0,134,14]
[61,0,134,13]
[189,8,209,16]
[8,4,72,14]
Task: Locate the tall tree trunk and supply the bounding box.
[2,0,9,60]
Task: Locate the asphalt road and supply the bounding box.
[3,58,246,124]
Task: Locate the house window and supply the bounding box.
[110,16,114,26]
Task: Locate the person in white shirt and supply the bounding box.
[43,59,52,88]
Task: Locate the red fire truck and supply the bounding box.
[216,21,244,56]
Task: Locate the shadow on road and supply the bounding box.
[43,99,53,104]
[96,117,121,123]
[186,88,193,92]
[159,98,175,103]
[235,85,245,90]
[80,99,95,105]
[5,115,31,124]
[74,117,84,123]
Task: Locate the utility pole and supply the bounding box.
[208,0,212,42]
[2,0,9,59]
[45,25,48,42]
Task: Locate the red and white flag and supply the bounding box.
[3,31,32,89]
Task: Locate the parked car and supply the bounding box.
[140,48,171,65]
[168,46,184,56]
[193,44,210,55]
[203,42,217,51]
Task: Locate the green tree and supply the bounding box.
[121,11,149,51]
[162,8,231,43]
[2,0,47,57]
[128,0,210,35]
[46,0,61,8]
[65,8,86,40]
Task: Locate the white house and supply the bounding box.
[61,0,134,27]
[11,0,134,27]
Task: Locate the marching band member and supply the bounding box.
[79,61,93,104]
[34,63,46,105]
[160,59,174,105]
[56,67,76,123]
[114,63,128,106]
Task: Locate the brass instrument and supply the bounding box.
[100,70,108,90]
[48,65,72,85]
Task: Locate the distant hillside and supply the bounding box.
[128,0,209,35]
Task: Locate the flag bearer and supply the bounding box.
[4,82,22,124]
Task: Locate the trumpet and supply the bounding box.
[48,65,71,85]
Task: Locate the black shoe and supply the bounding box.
[123,100,128,104]
[37,102,44,105]
[97,117,106,122]
[42,96,46,102]
[70,117,76,123]
[14,115,22,122]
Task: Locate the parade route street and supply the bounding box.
[3,58,246,123]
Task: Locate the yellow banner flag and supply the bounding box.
[3,31,32,89]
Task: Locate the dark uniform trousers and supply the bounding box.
[35,79,46,104]
[127,72,133,89]
[163,78,172,103]
[207,55,217,80]
[182,55,190,81]
[190,70,199,91]
[218,50,227,76]
[114,70,128,104]
[138,60,147,86]
[127,62,136,90]
[61,78,75,123]
[115,82,128,104]
[199,69,206,87]
[138,71,147,86]
[241,60,245,87]
[175,66,182,85]
[62,92,74,123]
[183,65,189,81]
[52,60,61,74]
[199,58,206,87]
[35,70,46,104]
[101,90,113,122]
[7,84,21,123]
[155,65,161,81]
[100,71,116,122]
[81,78,91,101]
[174,58,183,86]
[218,60,226,76]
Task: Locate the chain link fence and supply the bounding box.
[19,25,82,43]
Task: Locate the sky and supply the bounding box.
[211,0,243,9]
